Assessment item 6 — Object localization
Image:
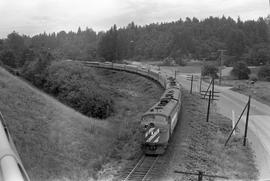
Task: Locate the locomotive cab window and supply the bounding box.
[142,115,167,125]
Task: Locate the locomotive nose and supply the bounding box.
[149,122,155,127]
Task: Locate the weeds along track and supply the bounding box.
[121,155,160,181]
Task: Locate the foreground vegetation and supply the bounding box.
[0,66,162,180]
[0,67,112,180]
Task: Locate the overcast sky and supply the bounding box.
[0,0,269,38]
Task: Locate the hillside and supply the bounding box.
[0,65,162,180]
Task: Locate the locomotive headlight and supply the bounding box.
[149,123,155,127]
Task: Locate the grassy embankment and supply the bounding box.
[169,91,258,180]
[0,64,162,181]
[221,80,270,107]
[176,64,270,107]
[210,66,270,106]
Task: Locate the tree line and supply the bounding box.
[1,16,270,68]
[98,16,270,66]
[0,16,270,118]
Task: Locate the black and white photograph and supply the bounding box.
[0,0,269,180]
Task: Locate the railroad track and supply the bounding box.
[122,155,159,181]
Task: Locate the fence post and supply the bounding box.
[206,91,212,122]
[211,78,215,100]
[175,70,177,79]
[199,76,202,94]
[198,171,203,181]
[243,96,251,146]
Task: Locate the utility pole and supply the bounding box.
[186,75,198,94]
[190,75,194,94]
[243,96,251,146]
[218,50,226,85]
[206,91,212,122]
[174,170,228,180]
[225,96,251,146]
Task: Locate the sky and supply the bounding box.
[0,0,269,38]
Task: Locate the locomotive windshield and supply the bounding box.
[142,115,167,125]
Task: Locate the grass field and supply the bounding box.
[161,65,202,74]
[219,79,270,107]
[0,66,162,181]
[167,91,258,180]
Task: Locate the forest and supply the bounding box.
[0,16,270,67]
[0,16,270,118]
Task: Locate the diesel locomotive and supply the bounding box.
[140,78,181,155]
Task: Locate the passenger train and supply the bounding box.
[83,61,182,155]
[0,60,181,181]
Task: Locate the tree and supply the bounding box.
[231,61,251,79]
[0,49,17,68]
[19,48,36,67]
[249,43,270,65]
[202,63,218,78]
[258,65,270,81]
[6,31,25,52]
[98,25,120,62]
[226,29,246,57]
[21,50,54,86]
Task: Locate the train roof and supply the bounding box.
[166,77,181,89]
[160,87,181,101]
[143,88,181,118]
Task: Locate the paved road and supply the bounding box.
[159,67,270,180]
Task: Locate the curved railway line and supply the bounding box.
[82,61,178,181]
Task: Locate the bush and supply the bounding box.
[0,49,17,68]
[231,61,251,80]
[202,63,218,78]
[175,57,187,66]
[44,61,114,119]
[258,65,270,81]
[21,50,53,87]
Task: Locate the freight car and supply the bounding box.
[140,80,182,155]
[0,112,30,181]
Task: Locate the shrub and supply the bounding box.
[44,61,114,119]
[231,61,251,80]
[175,57,187,66]
[202,63,218,78]
[0,49,17,68]
[258,65,270,81]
